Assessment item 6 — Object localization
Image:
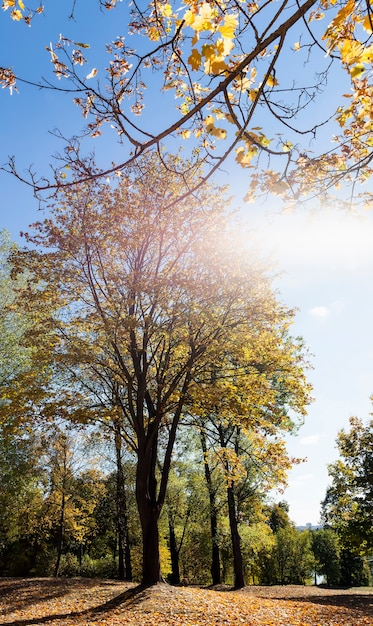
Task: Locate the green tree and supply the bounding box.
[311,529,341,587]
[9,154,311,585]
[261,527,313,585]
[322,415,373,554]
[266,501,292,534]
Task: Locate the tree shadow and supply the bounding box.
[0,579,145,626]
[274,592,373,616]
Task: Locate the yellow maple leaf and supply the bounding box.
[210,126,227,139]
[205,58,228,75]
[360,44,373,64]
[183,9,195,27]
[362,14,373,33]
[340,39,364,64]
[216,37,234,57]
[349,63,366,78]
[11,8,22,20]
[235,144,257,165]
[218,13,238,39]
[192,14,213,31]
[159,3,172,17]
[188,48,202,71]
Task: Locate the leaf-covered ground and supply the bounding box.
[0,578,372,626]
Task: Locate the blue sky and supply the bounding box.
[1,3,373,526]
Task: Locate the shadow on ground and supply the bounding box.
[0,578,143,626]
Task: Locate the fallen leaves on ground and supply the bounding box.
[0,578,372,626]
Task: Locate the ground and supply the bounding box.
[0,578,372,626]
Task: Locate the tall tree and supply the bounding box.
[191,326,310,588]
[311,529,341,587]
[9,154,311,585]
[2,1,372,205]
[321,414,373,554]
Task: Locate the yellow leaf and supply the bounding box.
[235,145,257,166]
[192,14,213,31]
[218,13,238,40]
[249,89,259,101]
[216,37,234,57]
[349,63,366,78]
[210,126,227,139]
[205,58,228,75]
[282,142,293,152]
[159,3,172,17]
[148,26,160,41]
[327,0,355,31]
[180,129,191,139]
[360,44,373,64]
[188,48,202,71]
[204,115,215,130]
[183,9,195,27]
[18,0,24,9]
[267,74,278,87]
[200,2,213,19]
[363,14,373,33]
[11,8,22,20]
[294,41,300,51]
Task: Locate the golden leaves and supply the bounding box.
[188,48,202,71]
[182,2,238,76]
[2,0,34,23]
[218,13,239,40]
[204,114,227,139]
[0,578,371,626]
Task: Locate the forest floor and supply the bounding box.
[0,577,372,626]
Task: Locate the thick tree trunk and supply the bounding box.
[227,483,245,589]
[200,429,221,585]
[136,433,162,586]
[138,502,162,585]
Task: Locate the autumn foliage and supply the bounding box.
[1,0,372,205]
[0,578,372,626]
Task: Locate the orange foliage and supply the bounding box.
[0,578,371,626]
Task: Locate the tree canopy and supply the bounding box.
[6,154,312,584]
[322,414,373,554]
[1,0,372,206]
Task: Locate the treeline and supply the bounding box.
[0,423,371,587]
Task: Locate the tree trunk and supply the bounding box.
[200,429,221,585]
[168,516,181,585]
[115,427,132,581]
[138,501,162,585]
[227,483,245,589]
[54,489,65,578]
[136,434,162,586]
